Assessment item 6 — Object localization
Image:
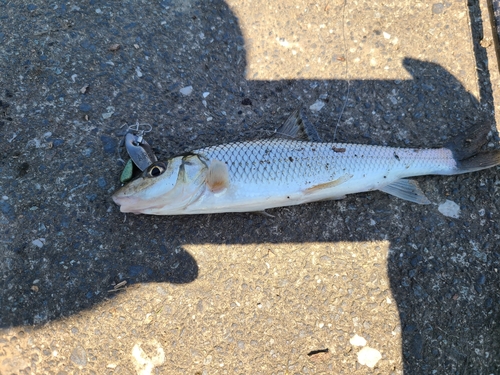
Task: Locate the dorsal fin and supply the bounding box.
[272,109,322,142]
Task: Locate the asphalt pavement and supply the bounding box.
[1,0,499,374]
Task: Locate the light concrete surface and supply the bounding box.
[1,0,499,374]
[230,0,479,95]
[2,242,401,374]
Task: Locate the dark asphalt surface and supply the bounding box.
[1,0,499,373]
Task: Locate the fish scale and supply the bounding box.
[196,139,455,188]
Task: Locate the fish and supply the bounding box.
[112,110,500,215]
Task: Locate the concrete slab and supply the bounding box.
[1,0,499,374]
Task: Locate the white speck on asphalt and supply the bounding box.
[135,67,143,78]
[357,346,382,368]
[350,334,367,347]
[32,238,46,248]
[180,86,193,96]
[132,341,165,375]
[438,200,460,218]
[202,92,210,98]
[101,106,115,119]
[309,100,325,112]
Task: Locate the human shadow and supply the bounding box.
[0,0,498,373]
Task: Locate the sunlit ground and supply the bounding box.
[227,0,479,99]
[2,241,404,373]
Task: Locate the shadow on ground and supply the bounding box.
[0,0,499,373]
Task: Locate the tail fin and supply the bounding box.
[446,121,500,174]
[455,151,500,174]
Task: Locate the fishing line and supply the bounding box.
[333,0,350,142]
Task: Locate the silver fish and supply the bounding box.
[112,111,500,215]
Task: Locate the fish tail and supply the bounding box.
[455,151,500,174]
[446,121,500,174]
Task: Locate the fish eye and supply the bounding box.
[147,162,167,178]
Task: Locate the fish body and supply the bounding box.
[112,112,500,215]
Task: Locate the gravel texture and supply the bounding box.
[1,0,499,374]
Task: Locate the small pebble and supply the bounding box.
[98,177,106,188]
[438,200,460,218]
[202,92,210,98]
[357,346,382,368]
[101,106,115,119]
[52,139,64,147]
[432,3,444,14]
[180,86,193,96]
[350,334,367,347]
[70,345,88,367]
[135,66,143,78]
[32,238,45,248]
[80,85,89,94]
[309,100,325,112]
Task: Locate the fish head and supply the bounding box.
[112,155,207,214]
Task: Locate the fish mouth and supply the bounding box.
[111,192,123,206]
[112,189,142,213]
[112,187,164,214]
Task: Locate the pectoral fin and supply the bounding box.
[304,174,352,194]
[206,160,229,193]
[379,179,431,205]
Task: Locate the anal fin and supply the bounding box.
[379,179,431,205]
